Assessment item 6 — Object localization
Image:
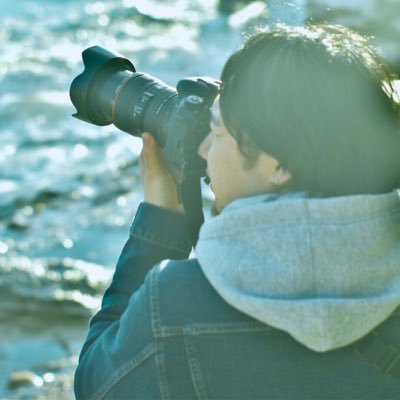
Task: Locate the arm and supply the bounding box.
[79,202,191,357]
[75,133,191,398]
[80,131,189,355]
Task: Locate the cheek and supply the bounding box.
[207,143,229,181]
[208,142,241,196]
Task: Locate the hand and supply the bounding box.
[139,132,184,213]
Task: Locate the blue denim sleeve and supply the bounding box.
[78,202,192,360]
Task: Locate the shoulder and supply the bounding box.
[154,258,208,292]
[150,258,215,308]
[148,258,256,327]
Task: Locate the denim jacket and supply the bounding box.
[75,202,400,399]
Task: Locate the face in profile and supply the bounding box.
[198,96,284,212]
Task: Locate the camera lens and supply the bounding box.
[70,46,178,146]
[111,72,178,147]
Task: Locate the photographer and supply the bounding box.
[75,24,400,399]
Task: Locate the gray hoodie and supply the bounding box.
[196,190,400,352]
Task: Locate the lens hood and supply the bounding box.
[70,46,136,125]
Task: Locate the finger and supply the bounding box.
[142,131,153,145]
[142,133,160,159]
[141,132,154,156]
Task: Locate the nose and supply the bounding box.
[198,133,211,160]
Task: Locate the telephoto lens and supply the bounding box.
[70,45,220,170]
[70,46,180,147]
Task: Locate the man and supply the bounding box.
[75,24,400,399]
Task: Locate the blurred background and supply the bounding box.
[0,0,399,398]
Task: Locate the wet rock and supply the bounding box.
[0,256,111,319]
[8,216,30,231]
[1,331,83,398]
[0,256,111,398]
[7,371,43,390]
[6,368,75,400]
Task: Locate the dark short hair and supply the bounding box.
[219,24,400,196]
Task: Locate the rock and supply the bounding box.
[7,371,43,390]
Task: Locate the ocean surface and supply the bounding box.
[0,0,399,398]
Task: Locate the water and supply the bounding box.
[0,0,399,398]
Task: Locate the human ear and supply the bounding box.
[270,168,292,186]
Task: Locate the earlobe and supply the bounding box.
[256,152,291,189]
[270,168,292,187]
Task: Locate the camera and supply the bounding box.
[70,46,220,174]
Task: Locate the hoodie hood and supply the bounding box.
[196,190,400,352]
